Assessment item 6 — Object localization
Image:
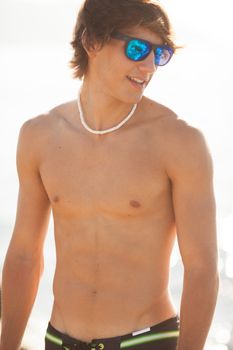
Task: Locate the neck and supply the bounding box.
[79,79,137,131]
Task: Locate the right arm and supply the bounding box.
[0,119,51,350]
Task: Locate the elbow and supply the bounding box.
[184,255,219,277]
[4,250,44,277]
[184,264,219,292]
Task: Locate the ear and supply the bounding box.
[81,29,100,58]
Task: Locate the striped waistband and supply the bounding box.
[46,316,179,349]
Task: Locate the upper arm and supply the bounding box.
[8,118,51,259]
[166,124,218,271]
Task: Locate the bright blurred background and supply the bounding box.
[0,0,233,349]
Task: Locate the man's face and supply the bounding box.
[87,26,163,104]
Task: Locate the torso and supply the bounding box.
[37,96,178,341]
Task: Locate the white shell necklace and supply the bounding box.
[77,88,137,135]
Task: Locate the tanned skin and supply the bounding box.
[0,26,218,350]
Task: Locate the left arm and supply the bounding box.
[167,125,219,350]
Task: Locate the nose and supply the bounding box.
[138,51,157,73]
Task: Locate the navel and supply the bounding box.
[129,200,141,208]
[52,195,60,203]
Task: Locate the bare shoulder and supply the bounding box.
[142,97,213,178]
[143,96,198,137]
[20,100,75,133]
[18,100,77,146]
[164,117,213,181]
[140,96,175,131]
[17,100,76,164]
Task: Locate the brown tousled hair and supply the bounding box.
[70,0,179,80]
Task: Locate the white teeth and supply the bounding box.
[128,76,145,84]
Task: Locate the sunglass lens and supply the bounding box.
[126,39,150,61]
[155,47,173,66]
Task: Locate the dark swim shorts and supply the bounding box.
[45,316,179,350]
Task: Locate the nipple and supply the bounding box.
[129,200,141,208]
[92,289,98,296]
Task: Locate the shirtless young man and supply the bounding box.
[0,1,219,350]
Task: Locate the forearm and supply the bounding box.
[0,253,43,350]
[177,268,219,350]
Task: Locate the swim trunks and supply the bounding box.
[45,315,179,349]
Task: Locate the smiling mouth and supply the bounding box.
[127,76,147,87]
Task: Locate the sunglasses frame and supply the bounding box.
[111,31,174,66]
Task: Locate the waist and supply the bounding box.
[46,315,180,350]
[50,287,176,340]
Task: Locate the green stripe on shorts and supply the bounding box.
[45,331,87,350]
[120,330,179,348]
[45,331,63,346]
[45,328,179,349]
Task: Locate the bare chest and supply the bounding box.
[39,127,169,218]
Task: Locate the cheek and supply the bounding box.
[97,54,127,82]
[104,45,131,72]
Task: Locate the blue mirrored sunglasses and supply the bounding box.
[111,32,174,66]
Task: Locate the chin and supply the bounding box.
[126,92,144,105]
